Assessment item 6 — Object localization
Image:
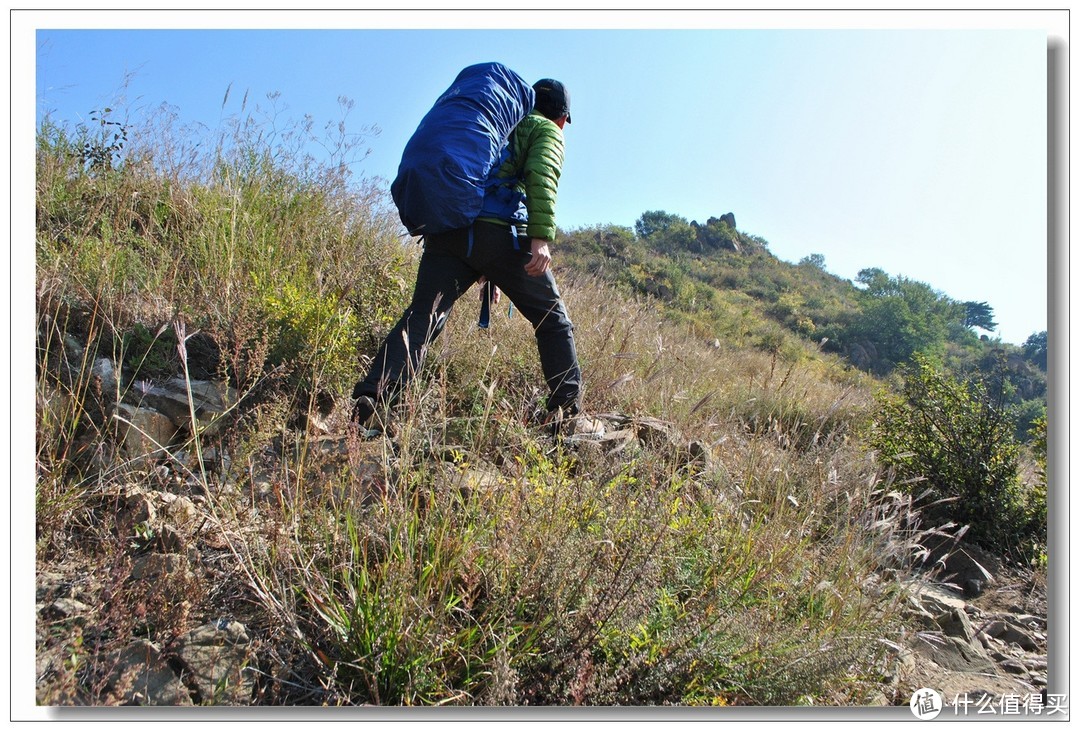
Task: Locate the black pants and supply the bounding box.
[353,221,582,414]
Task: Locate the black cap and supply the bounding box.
[533,78,571,123]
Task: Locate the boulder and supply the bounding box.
[128,378,236,436]
[108,640,192,706]
[174,620,253,705]
[130,552,195,584]
[912,633,996,674]
[924,539,1001,597]
[114,403,179,464]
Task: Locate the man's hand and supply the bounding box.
[525,239,553,276]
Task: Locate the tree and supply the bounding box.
[962,301,998,332]
[850,269,962,372]
[1022,331,1047,371]
[634,210,696,253]
[799,253,826,270]
[634,210,684,240]
[855,267,891,294]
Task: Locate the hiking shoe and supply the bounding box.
[566,414,606,441]
[541,407,606,442]
[350,395,384,439]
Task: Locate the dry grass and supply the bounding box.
[33,103,920,707]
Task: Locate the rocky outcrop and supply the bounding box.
[98,621,253,706]
[36,475,256,706]
[890,569,1047,709]
[114,378,237,466]
[52,335,238,468]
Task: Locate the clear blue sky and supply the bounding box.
[29,11,1055,345]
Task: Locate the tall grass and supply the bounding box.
[35,99,917,706]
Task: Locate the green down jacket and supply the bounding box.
[478,111,565,242]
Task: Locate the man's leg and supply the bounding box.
[352,236,479,425]
[473,224,582,415]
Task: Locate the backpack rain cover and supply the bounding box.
[391,62,535,236]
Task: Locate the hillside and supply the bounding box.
[33,110,1048,709]
[555,212,1047,443]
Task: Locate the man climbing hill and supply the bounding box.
[352,69,603,441]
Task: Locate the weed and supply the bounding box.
[35,100,922,707]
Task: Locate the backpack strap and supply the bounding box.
[478,280,493,328]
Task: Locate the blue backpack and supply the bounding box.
[391,62,535,236]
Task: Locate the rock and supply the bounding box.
[905,602,941,631]
[308,434,351,458]
[893,563,1049,713]
[1000,659,1029,675]
[937,608,978,644]
[305,389,336,434]
[633,417,680,450]
[903,579,968,615]
[597,428,637,454]
[981,616,1041,652]
[118,490,158,540]
[912,633,996,674]
[1012,614,1046,631]
[92,358,119,397]
[306,410,333,434]
[644,278,674,301]
[130,553,195,583]
[36,571,71,602]
[63,334,84,359]
[174,620,253,705]
[1024,657,1048,672]
[456,465,503,492]
[161,494,199,529]
[864,690,892,706]
[43,597,92,626]
[1002,627,1041,653]
[686,440,710,464]
[187,447,232,475]
[925,539,1001,596]
[300,436,390,507]
[108,640,192,706]
[152,525,187,553]
[128,378,236,436]
[114,404,179,464]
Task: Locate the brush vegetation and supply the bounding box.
[34,101,1045,706]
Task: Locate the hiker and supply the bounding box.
[351,76,603,439]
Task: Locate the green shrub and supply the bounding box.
[869,354,1045,561]
[257,276,363,391]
